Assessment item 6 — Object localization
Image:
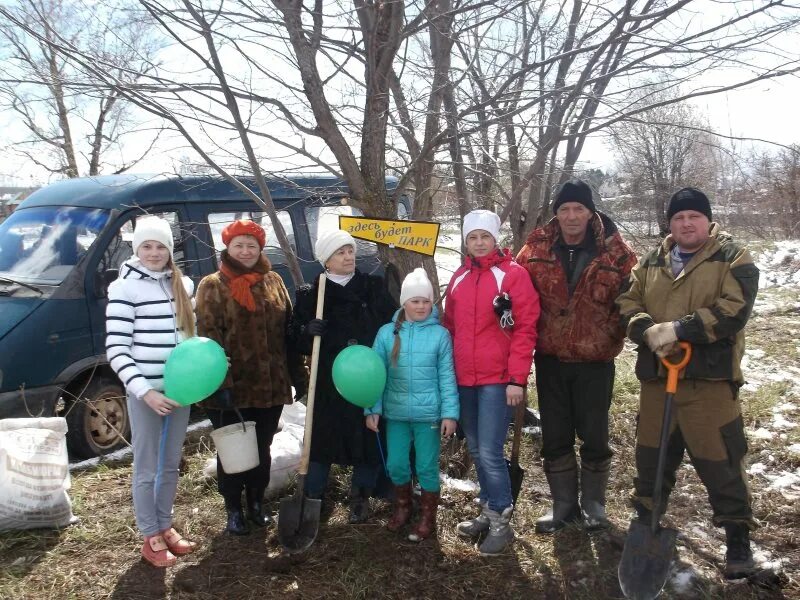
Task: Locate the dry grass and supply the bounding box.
[2,298,799,599]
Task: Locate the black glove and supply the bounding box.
[215,388,234,410]
[493,293,512,317]
[305,318,328,338]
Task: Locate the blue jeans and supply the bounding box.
[304,461,381,497]
[459,384,513,512]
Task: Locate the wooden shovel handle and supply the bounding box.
[298,274,326,476]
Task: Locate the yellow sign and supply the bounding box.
[338,216,440,257]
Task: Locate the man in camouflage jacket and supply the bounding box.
[616,187,759,579]
[517,179,637,533]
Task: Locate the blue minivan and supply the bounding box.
[0,174,409,458]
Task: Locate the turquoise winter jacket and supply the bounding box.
[367,307,460,423]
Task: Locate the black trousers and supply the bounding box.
[534,354,615,464]
[206,405,283,501]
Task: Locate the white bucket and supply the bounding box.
[211,421,259,474]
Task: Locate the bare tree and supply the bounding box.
[433,1,800,249]
[736,146,800,239]
[0,0,164,178]
[610,94,720,234]
[5,0,800,273]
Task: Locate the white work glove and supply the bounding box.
[643,322,678,354]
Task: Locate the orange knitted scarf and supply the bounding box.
[219,250,270,312]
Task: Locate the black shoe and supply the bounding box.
[724,523,756,579]
[348,487,371,524]
[226,507,249,535]
[246,487,272,527]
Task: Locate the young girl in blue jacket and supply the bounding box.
[365,268,459,542]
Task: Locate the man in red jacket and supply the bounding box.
[516,180,637,533]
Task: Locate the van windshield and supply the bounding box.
[0,206,109,285]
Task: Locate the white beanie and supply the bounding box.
[462,209,501,242]
[400,267,434,306]
[315,229,357,267]
[133,216,174,257]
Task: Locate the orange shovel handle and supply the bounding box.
[661,341,692,394]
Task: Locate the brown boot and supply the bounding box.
[387,483,413,532]
[408,491,439,542]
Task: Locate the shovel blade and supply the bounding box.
[278,482,322,554]
[507,460,525,504]
[618,519,677,600]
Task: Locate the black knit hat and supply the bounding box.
[667,187,712,222]
[553,179,596,214]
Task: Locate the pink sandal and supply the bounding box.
[161,527,197,556]
[141,534,177,568]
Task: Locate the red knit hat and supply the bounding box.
[222,219,266,249]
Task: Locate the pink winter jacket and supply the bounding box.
[443,249,539,387]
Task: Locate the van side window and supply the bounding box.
[96,211,185,274]
[207,211,294,266]
[305,205,378,259]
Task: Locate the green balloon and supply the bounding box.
[332,345,386,408]
[164,337,228,406]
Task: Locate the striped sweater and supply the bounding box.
[106,258,195,400]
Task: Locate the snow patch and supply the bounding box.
[749,428,773,440]
[755,240,800,288]
[670,569,695,594]
[440,474,480,493]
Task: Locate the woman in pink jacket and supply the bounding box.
[443,209,539,556]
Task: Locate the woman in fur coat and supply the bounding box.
[197,219,308,535]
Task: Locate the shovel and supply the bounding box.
[619,341,692,600]
[507,397,526,504]
[278,274,326,554]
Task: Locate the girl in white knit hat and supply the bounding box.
[105,216,197,567]
[365,267,459,542]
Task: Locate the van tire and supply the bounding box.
[66,377,130,459]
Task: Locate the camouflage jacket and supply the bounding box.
[616,224,759,385]
[516,212,637,363]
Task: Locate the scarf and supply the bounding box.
[220,250,270,312]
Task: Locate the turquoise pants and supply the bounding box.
[385,419,441,492]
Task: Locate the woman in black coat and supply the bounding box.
[290,229,397,523]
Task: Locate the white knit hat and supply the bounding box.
[462,209,501,242]
[400,267,434,306]
[133,216,174,257]
[315,229,357,267]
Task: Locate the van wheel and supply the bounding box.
[66,378,130,459]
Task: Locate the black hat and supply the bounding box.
[553,180,596,214]
[667,187,712,222]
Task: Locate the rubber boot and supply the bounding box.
[535,454,581,534]
[348,486,372,524]
[724,523,757,579]
[224,494,249,536]
[387,483,413,532]
[478,506,514,556]
[456,500,490,539]
[580,459,611,530]
[408,491,439,542]
[246,486,272,527]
